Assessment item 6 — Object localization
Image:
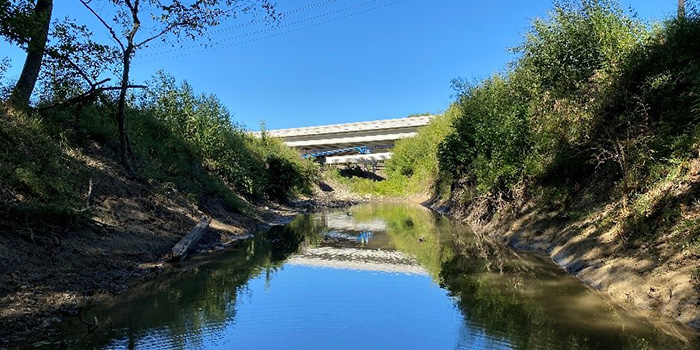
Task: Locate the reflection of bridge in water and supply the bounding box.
[287,247,429,276]
[318,212,387,232]
[295,209,428,274]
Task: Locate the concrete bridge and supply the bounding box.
[252,115,434,166]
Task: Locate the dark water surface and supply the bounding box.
[28,203,700,349]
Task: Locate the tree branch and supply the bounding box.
[79,0,125,51]
[44,48,95,86]
[39,83,147,111]
[135,22,183,48]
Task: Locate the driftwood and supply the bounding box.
[168,217,210,262]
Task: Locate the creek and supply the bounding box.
[27,203,700,349]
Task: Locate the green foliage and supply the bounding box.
[0,0,38,47]
[0,106,92,228]
[428,1,700,205]
[517,0,645,98]
[438,76,532,195]
[140,71,318,201]
[388,108,456,181]
[327,168,410,197]
[436,0,650,197]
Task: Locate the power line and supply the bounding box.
[137,0,404,62]
[145,0,344,50]
[140,0,386,56]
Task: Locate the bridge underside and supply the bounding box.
[287,129,418,150]
[253,116,433,166]
[323,152,392,165]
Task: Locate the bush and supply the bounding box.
[373,0,700,228]
[141,71,318,200]
[438,76,532,195]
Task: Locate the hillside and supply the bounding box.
[0,76,319,344]
[334,1,700,330]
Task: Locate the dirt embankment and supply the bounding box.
[0,149,358,348]
[430,161,700,333]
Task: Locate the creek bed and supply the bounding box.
[22,203,700,349]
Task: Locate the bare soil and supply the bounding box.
[0,150,356,348]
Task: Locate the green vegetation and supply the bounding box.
[0,108,92,227]
[329,107,457,196]
[140,72,317,201]
[355,0,700,247]
[0,71,318,231]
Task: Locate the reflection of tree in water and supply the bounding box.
[53,205,697,350]
[440,227,695,350]
[62,215,324,350]
[350,203,456,280]
[349,203,696,350]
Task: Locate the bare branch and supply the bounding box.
[124,0,141,48]
[135,22,183,48]
[79,0,125,51]
[39,83,147,111]
[44,48,95,86]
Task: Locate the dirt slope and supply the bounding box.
[432,160,700,334]
[0,145,299,348]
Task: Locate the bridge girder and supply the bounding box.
[252,116,434,165]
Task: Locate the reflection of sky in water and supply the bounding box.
[41,203,699,350]
[108,265,508,350]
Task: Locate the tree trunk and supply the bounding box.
[117,45,134,173]
[679,0,685,19]
[9,0,53,109]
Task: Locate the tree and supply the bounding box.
[79,0,278,173]
[4,0,53,109]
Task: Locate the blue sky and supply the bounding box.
[1,0,679,130]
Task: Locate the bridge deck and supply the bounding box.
[253,115,433,138]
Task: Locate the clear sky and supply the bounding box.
[1,0,680,130]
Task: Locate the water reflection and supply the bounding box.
[28,203,699,350]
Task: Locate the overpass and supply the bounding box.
[252,115,434,167]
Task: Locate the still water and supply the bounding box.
[32,203,700,349]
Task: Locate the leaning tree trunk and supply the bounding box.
[9,0,53,109]
[117,45,134,173]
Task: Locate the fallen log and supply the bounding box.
[168,216,210,262]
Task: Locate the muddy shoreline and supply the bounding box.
[4,178,698,348]
[0,194,358,349]
[427,198,700,337]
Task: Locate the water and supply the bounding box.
[27,203,700,349]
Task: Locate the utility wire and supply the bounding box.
[137,0,404,62]
[145,0,344,49]
[141,0,386,56]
